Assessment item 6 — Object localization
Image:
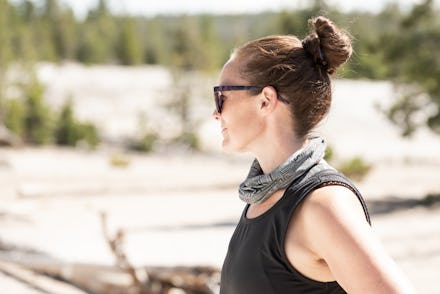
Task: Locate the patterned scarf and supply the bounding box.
[238,136,326,204]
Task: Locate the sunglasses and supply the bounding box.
[213,85,289,113]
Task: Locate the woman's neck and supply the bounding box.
[252,135,308,175]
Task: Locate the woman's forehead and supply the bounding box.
[220,58,246,84]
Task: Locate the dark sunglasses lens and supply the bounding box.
[215,91,222,113]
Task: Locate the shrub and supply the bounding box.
[338,157,372,182]
[4,98,26,137]
[55,99,78,146]
[22,77,54,145]
[55,99,100,148]
[77,122,100,148]
[109,153,130,167]
[324,144,334,161]
[130,132,158,153]
[54,99,99,148]
[173,131,200,151]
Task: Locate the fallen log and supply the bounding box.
[0,259,88,294]
[0,211,220,294]
[100,211,220,293]
[0,251,219,294]
[0,250,136,293]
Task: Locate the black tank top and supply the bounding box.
[220,165,371,294]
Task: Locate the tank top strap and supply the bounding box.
[284,168,371,225]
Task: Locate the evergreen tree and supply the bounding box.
[55,98,78,145]
[21,76,54,145]
[276,10,309,36]
[4,98,26,137]
[77,0,117,63]
[171,16,202,71]
[117,17,143,65]
[381,0,440,135]
[54,98,100,147]
[275,0,330,36]
[199,15,222,72]
[53,6,77,60]
[143,18,168,64]
[0,0,14,123]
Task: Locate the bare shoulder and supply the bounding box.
[292,184,416,293]
[309,184,367,212]
[292,184,370,256]
[298,184,368,230]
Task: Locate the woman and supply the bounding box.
[213,16,415,293]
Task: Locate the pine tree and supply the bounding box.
[0,0,14,123]
[117,17,143,65]
[381,0,440,135]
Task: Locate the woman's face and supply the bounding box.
[213,58,265,153]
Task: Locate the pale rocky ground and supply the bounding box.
[1,63,440,293]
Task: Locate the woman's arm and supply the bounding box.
[300,185,416,293]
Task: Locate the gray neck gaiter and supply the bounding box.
[238,136,326,204]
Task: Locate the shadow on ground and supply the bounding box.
[367,193,440,215]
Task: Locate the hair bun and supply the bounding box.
[302,16,352,75]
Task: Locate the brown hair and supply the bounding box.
[233,16,352,138]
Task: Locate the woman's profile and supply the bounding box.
[212,16,416,294]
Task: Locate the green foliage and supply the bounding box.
[52,7,77,60]
[76,26,108,64]
[130,132,158,153]
[338,157,371,182]
[76,14,117,64]
[34,22,58,61]
[198,15,223,72]
[164,71,203,151]
[13,24,38,63]
[54,99,99,148]
[77,0,117,64]
[0,0,14,106]
[324,144,334,161]
[324,144,371,182]
[383,88,427,137]
[1,0,440,137]
[142,18,168,64]
[55,98,76,145]
[275,10,311,36]
[109,153,130,167]
[172,131,201,151]
[0,0,13,66]
[2,75,100,148]
[21,76,54,145]
[4,98,26,137]
[421,193,440,206]
[116,18,143,65]
[78,122,100,148]
[170,16,205,71]
[379,0,440,135]
[129,112,159,153]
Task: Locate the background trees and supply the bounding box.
[0,0,438,145]
[380,0,440,136]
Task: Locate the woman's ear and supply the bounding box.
[258,86,279,115]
